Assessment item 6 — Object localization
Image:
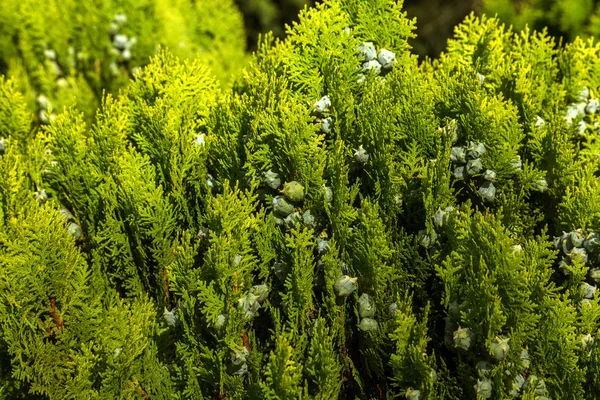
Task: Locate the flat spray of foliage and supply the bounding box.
[1,0,600,398]
[0,0,246,125]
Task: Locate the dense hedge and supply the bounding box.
[0,0,246,124]
[2,0,600,398]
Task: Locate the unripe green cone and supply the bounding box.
[250,284,269,303]
[453,327,472,350]
[570,229,585,247]
[358,318,378,332]
[582,333,594,349]
[490,336,510,361]
[68,223,82,240]
[476,360,492,378]
[358,293,376,318]
[322,185,333,203]
[281,181,305,202]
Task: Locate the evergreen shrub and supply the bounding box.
[0,0,246,124]
[1,0,600,398]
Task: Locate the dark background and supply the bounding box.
[234,0,483,59]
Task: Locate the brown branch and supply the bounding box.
[162,267,170,304]
[242,329,251,351]
[132,377,150,400]
[50,297,64,332]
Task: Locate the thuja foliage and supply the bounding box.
[0,0,246,124]
[2,0,600,398]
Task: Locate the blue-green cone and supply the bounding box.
[334,275,358,297]
[264,169,281,190]
[474,379,493,399]
[163,307,180,328]
[450,146,467,164]
[377,48,396,69]
[230,347,248,365]
[211,313,227,331]
[34,189,48,204]
[570,229,585,247]
[314,95,331,113]
[483,169,496,182]
[569,247,588,264]
[237,293,261,319]
[250,284,269,303]
[357,42,376,62]
[321,117,333,133]
[316,238,330,255]
[466,158,483,175]
[511,156,522,171]
[60,208,74,222]
[490,336,510,360]
[523,375,547,396]
[284,212,302,230]
[586,98,599,114]
[433,206,453,229]
[453,327,472,351]
[582,333,594,349]
[478,181,496,202]
[453,166,465,180]
[520,348,530,369]
[302,210,315,227]
[512,374,525,393]
[273,195,295,217]
[419,230,438,249]
[584,232,600,253]
[580,282,597,299]
[476,361,492,378]
[354,145,370,164]
[467,142,486,159]
[358,293,376,318]
[68,223,83,241]
[272,261,289,282]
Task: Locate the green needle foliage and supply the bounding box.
[2,1,600,399]
[0,0,246,125]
